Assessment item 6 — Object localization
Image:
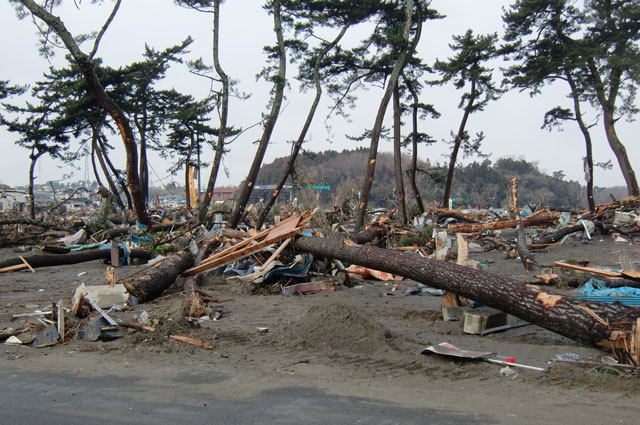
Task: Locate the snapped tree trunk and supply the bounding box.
[123,250,193,303]
[18,0,150,225]
[256,25,349,229]
[355,0,419,229]
[228,0,286,229]
[294,235,640,362]
[392,83,407,224]
[198,0,230,223]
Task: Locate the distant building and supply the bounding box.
[0,189,28,212]
[212,188,235,202]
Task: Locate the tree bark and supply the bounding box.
[18,0,150,225]
[123,250,193,303]
[0,248,150,271]
[256,25,349,229]
[347,225,388,245]
[392,83,407,224]
[198,0,230,223]
[442,79,475,209]
[228,0,286,229]
[294,235,640,360]
[355,0,419,229]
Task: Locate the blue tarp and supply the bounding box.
[576,278,640,297]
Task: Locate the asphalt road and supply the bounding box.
[0,370,488,425]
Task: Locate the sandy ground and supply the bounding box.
[1,233,639,423]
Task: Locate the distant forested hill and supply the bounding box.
[254,148,584,209]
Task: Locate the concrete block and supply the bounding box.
[463,307,507,334]
[442,306,471,322]
[73,283,128,309]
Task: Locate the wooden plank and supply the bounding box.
[258,237,292,272]
[169,335,214,350]
[19,256,36,273]
[553,261,621,278]
[0,263,29,273]
[57,300,64,341]
[198,212,305,267]
[621,270,640,281]
[182,226,305,276]
[265,215,301,241]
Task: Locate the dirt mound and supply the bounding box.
[282,303,402,355]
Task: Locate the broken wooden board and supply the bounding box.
[182,211,311,277]
[169,335,214,350]
[0,256,35,274]
[553,261,628,279]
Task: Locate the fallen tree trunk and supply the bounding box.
[432,209,479,224]
[0,248,150,271]
[294,235,640,363]
[0,218,71,231]
[535,223,586,245]
[347,225,388,245]
[100,222,188,241]
[448,210,557,233]
[123,250,193,303]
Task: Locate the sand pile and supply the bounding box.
[284,303,399,355]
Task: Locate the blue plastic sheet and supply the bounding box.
[577,278,640,297]
[264,253,313,281]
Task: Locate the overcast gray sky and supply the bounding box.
[1,0,638,190]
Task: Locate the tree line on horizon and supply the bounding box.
[0,0,638,229]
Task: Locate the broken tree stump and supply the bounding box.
[294,235,640,363]
[123,251,194,303]
[511,178,538,273]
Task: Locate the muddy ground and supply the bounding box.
[1,232,639,424]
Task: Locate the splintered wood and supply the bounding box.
[182,211,311,277]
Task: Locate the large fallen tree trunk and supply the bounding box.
[123,250,193,303]
[448,210,557,233]
[294,235,640,364]
[0,248,150,271]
